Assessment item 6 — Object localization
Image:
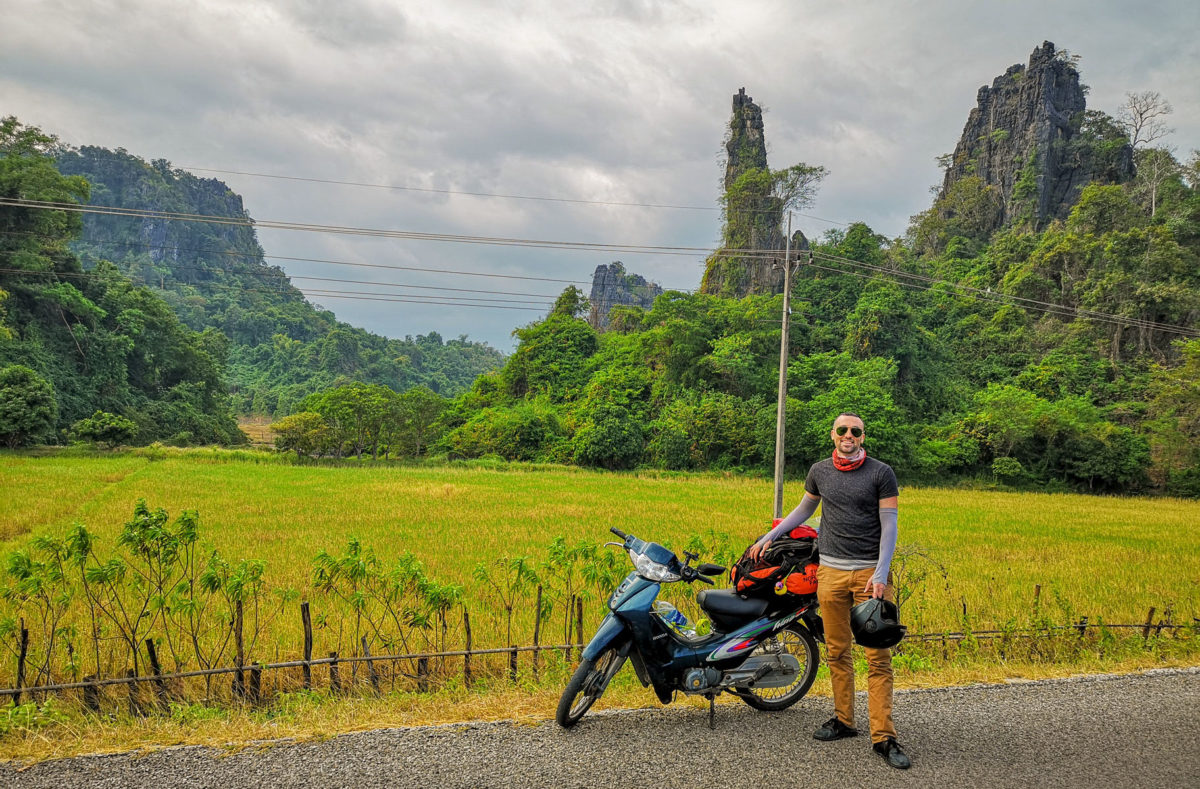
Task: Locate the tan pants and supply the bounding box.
[816,565,896,743]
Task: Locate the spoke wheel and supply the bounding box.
[735,624,819,712]
[556,645,625,728]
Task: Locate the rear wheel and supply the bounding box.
[555,645,626,728]
[735,624,819,712]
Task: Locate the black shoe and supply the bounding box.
[873,737,912,769]
[813,716,858,741]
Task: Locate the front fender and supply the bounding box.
[581,613,629,661]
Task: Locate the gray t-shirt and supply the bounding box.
[803,456,899,562]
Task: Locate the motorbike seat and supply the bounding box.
[697,588,768,631]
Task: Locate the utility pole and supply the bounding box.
[773,213,807,519]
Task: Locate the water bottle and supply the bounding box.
[654,600,695,636]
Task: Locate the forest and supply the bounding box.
[2,94,1198,496]
[0,120,504,446]
[413,124,1200,495]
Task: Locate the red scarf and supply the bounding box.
[832,448,866,472]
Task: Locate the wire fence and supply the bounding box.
[3,605,1193,710]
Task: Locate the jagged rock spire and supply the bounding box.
[587,262,662,331]
[700,88,788,297]
[937,41,1133,235]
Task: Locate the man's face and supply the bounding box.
[830,415,865,457]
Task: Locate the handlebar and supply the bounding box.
[610,527,628,540]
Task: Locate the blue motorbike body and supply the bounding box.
[582,552,817,700]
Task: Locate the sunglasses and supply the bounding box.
[834,425,863,437]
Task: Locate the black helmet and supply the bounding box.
[849,598,906,649]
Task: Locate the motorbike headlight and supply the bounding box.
[631,549,682,582]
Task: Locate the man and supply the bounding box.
[749,412,910,770]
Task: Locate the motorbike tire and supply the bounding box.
[555,645,626,728]
[735,623,819,712]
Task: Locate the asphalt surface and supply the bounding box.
[3,668,1198,788]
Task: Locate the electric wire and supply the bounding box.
[802,258,1200,337]
[0,199,717,255]
[2,232,595,286]
[0,267,554,311]
[175,165,850,226]
[807,250,1199,336]
[32,236,569,297]
[4,202,1196,337]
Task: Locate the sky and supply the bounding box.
[3,0,1199,350]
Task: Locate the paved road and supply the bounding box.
[4,669,1198,788]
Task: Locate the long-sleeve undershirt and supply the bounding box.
[762,497,898,585]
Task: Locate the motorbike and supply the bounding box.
[556,527,823,728]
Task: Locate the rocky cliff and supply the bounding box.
[587,262,662,330]
[936,41,1134,236]
[699,88,787,297]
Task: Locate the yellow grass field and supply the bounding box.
[3,450,1198,639]
[1,449,1198,762]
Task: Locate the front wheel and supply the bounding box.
[735,623,819,712]
[555,645,626,728]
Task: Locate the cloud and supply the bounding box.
[3,0,1198,348]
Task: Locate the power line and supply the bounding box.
[296,292,547,311]
[0,198,826,262]
[807,250,1199,337]
[175,165,850,226]
[18,233,596,286]
[0,266,553,312]
[804,254,1200,338]
[0,198,717,255]
[64,237,566,297]
[4,203,1195,337]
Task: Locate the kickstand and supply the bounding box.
[707,693,716,729]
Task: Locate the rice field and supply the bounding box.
[3,449,1197,640]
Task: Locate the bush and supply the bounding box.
[991,456,1024,482]
[0,365,58,448]
[71,410,137,449]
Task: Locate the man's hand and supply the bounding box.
[864,578,886,599]
[748,537,770,562]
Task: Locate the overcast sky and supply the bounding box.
[4,0,1198,350]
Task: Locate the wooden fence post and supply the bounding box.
[532,585,543,680]
[508,647,518,683]
[566,595,575,662]
[1076,616,1088,638]
[233,599,245,698]
[362,636,380,693]
[301,602,313,690]
[576,598,584,655]
[463,609,473,688]
[126,668,138,715]
[13,623,28,707]
[417,657,429,693]
[82,674,101,712]
[329,651,341,695]
[1142,607,1157,641]
[145,638,168,707]
[1158,605,1173,638]
[249,666,262,704]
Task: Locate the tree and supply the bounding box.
[772,163,829,215]
[395,385,447,457]
[72,410,137,448]
[551,286,589,319]
[270,411,328,459]
[1119,91,1174,148]
[1131,147,1180,217]
[1147,339,1200,494]
[0,365,58,448]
